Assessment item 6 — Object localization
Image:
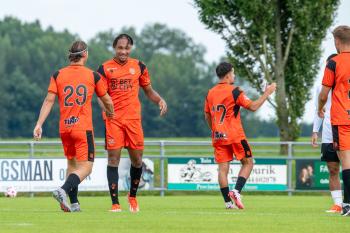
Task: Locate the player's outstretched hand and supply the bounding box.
[311,132,319,148]
[33,125,42,141]
[265,82,277,95]
[159,99,167,116]
[318,107,326,118]
[105,110,115,119]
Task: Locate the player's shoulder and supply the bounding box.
[130,58,147,68]
[231,86,245,100]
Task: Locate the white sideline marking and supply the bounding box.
[1,223,34,226]
[0,209,341,217]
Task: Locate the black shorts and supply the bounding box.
[321,143,339,162]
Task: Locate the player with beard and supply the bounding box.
[204,62,276,209]
[96,34,167,212]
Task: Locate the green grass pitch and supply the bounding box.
[0,195,349,232]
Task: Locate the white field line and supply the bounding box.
[1,223,34,225]
[0,209,342,217]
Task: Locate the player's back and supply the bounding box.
[205,83,253,146]
[48,64,106,133]
[324,52,350,125]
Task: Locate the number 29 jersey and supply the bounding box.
[204,82,253,146]
[47,64,107,133]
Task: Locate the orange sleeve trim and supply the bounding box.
[97,92,107,98]
[140,82,151,87]
[48,91,57,95]
[322,83,332,88]
[245,100,253,109]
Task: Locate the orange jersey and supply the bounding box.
[204,83,253,146]
[47,64,107,133]
[97,58,151,120]
[322,52,350,125]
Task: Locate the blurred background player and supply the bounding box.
[33,41,114,212]
[311,53,342,213]
[204,62,276,209]
[318,25,350,216]
[96,34,167,212]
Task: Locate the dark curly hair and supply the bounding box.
[113,34,133,48]
[216,62,234,79]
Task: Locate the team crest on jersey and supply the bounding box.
[214,131,227,139]
[64,116,79,125]
[130,68,136,74]
[108,139,115,146]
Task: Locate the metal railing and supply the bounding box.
[0,140,322,197]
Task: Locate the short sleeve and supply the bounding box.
[204,92,210,114]
[93,72,107,97]
[138,61,151,87]
[232,87,253,109]
[47,71,59,95]
[322,59,336,88]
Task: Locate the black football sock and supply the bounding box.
[61,173,81,195]
[107,166,119,205]
[342,169,350,203]
[68,186,79,204]
[235,176,247,193]
[129,164,142,198]
[220,187,231,202]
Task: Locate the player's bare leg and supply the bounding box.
[65,158,82,212]
[336,150,350,216]
[126,148,143,211]
[218,162,236,209]
[107,148,122,212]
[53,161,93,212]
[326,162,342,212]
[229,157,254,209]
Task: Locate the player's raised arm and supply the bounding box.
[142,84,167,116]
[247,83,276,112]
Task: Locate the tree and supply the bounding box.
[193,0,340,153]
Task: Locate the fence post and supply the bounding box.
[160,140,165,196]
[287,142,292,196]
[29,142,34,198]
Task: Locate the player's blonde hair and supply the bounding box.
[332,26,350,45]
[67,41,88,62]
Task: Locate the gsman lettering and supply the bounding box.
[0,160,53,181]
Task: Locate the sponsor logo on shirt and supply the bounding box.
[64,116,79,125]
[214,131,227,139]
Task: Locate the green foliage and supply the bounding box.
[0,16,312,139]
[193,0,340,141]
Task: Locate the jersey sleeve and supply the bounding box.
[232,87,253,109]
[93,72,107,97]
[47,71,59,95]
[322,59,336,88]
[138,61,151,87]
[204,92,210,114]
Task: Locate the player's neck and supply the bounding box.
[71,60,85,66]
[218,80,230,84]
[338,45,350,53]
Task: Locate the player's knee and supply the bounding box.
[328,165,340,176]
[108,154,121,166]
[131,157,142,168]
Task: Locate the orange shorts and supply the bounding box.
[105,119,144,150]
[60,130,95,162]
[214,139,252,163]
[332,125,350,150]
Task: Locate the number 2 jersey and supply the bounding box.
[204,82,253,146]
[47,64,107,133]
[322,51,350,125]
[97,57,151,120]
